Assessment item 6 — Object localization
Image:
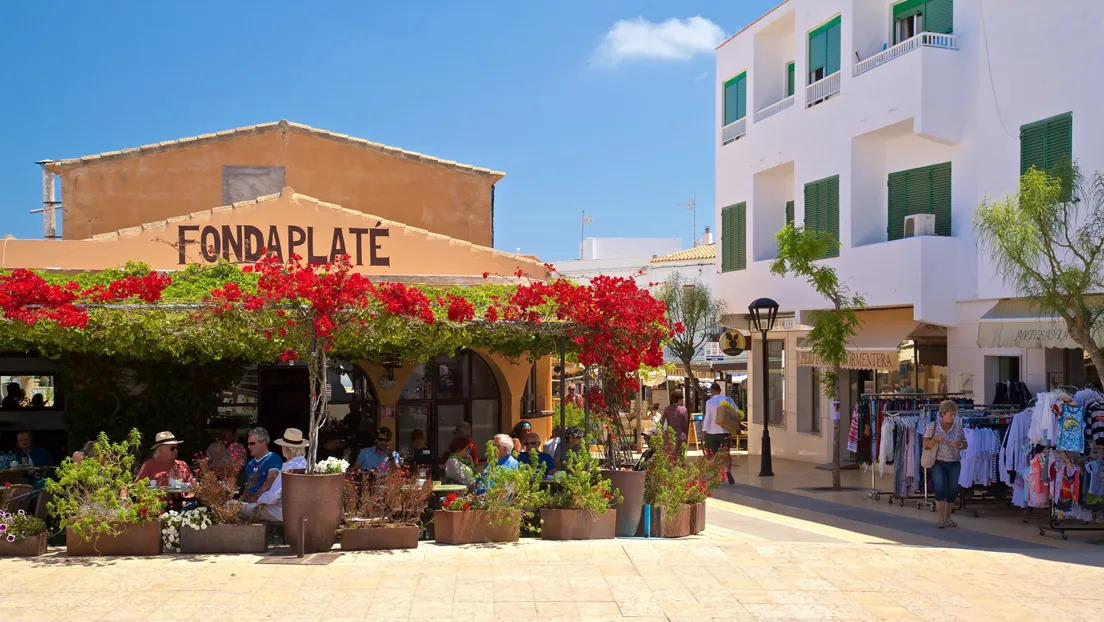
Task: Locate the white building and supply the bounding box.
[715,0,1104,464]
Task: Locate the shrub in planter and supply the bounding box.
[642,428,691,538]
[0,509,48,557]
[170,445,267,554]
[46,430,166,555]
[684,450,726,535]
[540,449,621,540]
[342,465,433,551]
[434,440,548,545]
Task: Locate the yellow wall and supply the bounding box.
[53,124,497,246]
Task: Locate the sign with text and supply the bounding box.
[704,342,724,361]
[795,348,898,371]
[177,224,390,266]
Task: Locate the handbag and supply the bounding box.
[717,400,744,435]
[921,427,938,469]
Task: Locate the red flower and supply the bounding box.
[461,503,470,510]
[482,272,490,279]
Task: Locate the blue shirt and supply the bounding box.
[476,454,520,494]
[244,452,283,497]
[355,447,400,472]
[517,451,555,475]
[17,447,54,467]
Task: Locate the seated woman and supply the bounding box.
[135,431,195,487]
[443,436,477,488]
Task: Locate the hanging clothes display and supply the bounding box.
[847,404,860,453]
[999,409,1032,485]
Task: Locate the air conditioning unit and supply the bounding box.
[903,214,936,238]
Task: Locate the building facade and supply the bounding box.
[715,0,1104,464]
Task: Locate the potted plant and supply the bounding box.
[684,450,727,535]
[0,509,48,557]
[641,428,691,538]
[283,457,348,553]
[434,440,548,545]
[47,430,166,556]
[540,449,621,540]
[172,446,267,554]
[342,465,433,550]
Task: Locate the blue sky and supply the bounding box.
[0,1,779,263]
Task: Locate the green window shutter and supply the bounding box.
[786,62,795,97]
[825,20,842,75]
[1020,122,1047,176]
[924,0,954,35]
[804,182,817,233]
[825,176,840,257]
[1021,112,1073,199]
[720,206,732,271]
[887,172,908,241]
[734,203,747,271]
[893,0,926,21]
[785,200,795,226]
[808,32,826,80]
[905,168,930,217]
[723,72,747,125]
[804,177,839,259]
[930,163,952,236]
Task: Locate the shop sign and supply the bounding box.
[720,330,747,356]
[177,225,390,267]
[704,342,724,361]
[796,349,898,371]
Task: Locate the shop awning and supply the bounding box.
[729,373,748,384]
[796,307,925,371]
[977,299,1094,349]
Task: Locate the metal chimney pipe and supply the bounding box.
[35,161,58,240]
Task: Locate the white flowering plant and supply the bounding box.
[160,507,213,552]
[314,457,349,474]
[0,509,46,544]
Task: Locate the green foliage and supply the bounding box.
[643,427,690,515]
[46,430,166,541]
[771,223,866,400]
[478,440,549,533]
[975,165,1104,372]
[656,272,726,401]
[545,447,622,514]
[683,450,727,504]
[0,510,46,542]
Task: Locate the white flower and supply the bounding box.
[314,457,349,474]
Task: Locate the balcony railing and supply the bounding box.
[805,72,841,108]
[755,95,795,122]
[854,32,959,77]
[721,117,747,145]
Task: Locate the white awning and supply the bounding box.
[729,373,748,384]
[795,307,927,371]
[977,299,1093,349]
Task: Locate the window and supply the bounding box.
[786,62,795,97]
[222,166,286,204]
[519,365,537,416]
[723,72,747,126]
[803,176,840,258]
[721,202,747,272]
[808,15,841,84]
[887,162,952,241]
[0,374,59,409]
[893,0,953,44]
[797,367,821,434]
[785,200,795,226]
[1021,112,1073,198]
[754,341,786,425]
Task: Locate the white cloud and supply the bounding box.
[593,16,726,67]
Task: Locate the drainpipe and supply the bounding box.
[34,161,59,239]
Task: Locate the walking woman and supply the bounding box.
[923,400,967,528]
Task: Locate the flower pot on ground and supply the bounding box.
[45,430,166,557]
[601,469,643,538]
[640,427,692,538]
[683,450,725,536]
[167,444,267,554]
[180,521,268,554]
[541,448,620,541]
[433,510,520,544]
[282,470,344,554]
[0,510,48,557]
[66,520,162,556]
[341,466,433,551]
[648,504,691,538]
[690,501,706,535]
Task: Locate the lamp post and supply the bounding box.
[748,297,779,477]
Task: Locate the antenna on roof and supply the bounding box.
[580,211,593,259]
[677,195,696,247]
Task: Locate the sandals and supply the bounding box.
[936,520,945,529]
[945,519,959,528]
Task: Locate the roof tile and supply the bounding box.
[650,244,717,263]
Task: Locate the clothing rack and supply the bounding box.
[954,409,1019,517]
[1038,447,1104,540]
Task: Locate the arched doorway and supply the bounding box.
[396,351,500,458]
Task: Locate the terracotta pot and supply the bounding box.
[341,525,419,551]
[649,505,691,538]
[433,510,519,544]
[282,472,344,553]
[539,509,616,540]
[179,523,268,554]
[601,469,644,537]
[690,501,706,534]
[66,521,162,556]
[0,532,47,557]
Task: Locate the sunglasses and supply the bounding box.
[523,442,540,447]
[247,442,259,447]
[169,446,179,452]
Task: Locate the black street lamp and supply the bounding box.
[748,297,779,477]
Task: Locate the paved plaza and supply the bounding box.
[4,457,1102,621]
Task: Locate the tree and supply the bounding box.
[975,165,1104,377]
[656,272,726,411]
[771,225,865,490]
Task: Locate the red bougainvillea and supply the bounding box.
[0,268,170,329]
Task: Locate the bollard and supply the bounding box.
[643,504,651,538]
[297,516,307,558]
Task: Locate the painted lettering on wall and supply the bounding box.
[795,349,898,371]
[177,225,390,267]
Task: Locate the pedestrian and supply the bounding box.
[660,391,690,455]
[923,400,967,528]
[702,383,737,484]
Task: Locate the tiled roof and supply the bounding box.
[88,186,545,269]
[650,244,716,263]
[44,120,505,180]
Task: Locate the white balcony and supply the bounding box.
[721,117,747,145]
[854,32,959,77]
[754,95,795,122]
[805,72,840,108]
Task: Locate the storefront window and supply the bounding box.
[797,367,820,434]
[753,340,785,425]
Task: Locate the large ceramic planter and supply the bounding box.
[179,523,268,554]
[601,469,644,537]
[690,501,706,535]
[282,472,344,553]
[433,510,519,545]
[0,533,47,557]
[649,505,691,538]
[66,521,161,556]
[540,509,616,541]
[341,525,419,551]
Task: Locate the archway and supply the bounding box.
[396,350,501,458]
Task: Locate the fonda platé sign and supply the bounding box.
[177,224,390,266]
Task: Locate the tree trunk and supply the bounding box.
[1067,318,1104,388]
[681,357,704,411]
[832,363,842,490]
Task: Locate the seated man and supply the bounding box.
[15,431,54,467]
[135,431,196,486]
[243,428,283,503]
[239,428,308,523]
[353,428,400,472]
[516,433,556,476]
[475,434,519,494]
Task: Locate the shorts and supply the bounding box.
[704,433,732,454]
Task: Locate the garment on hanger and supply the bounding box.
[1057,403,1085,453]
[847,405,860,453]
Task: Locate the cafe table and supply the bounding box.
[149,484,193,511]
